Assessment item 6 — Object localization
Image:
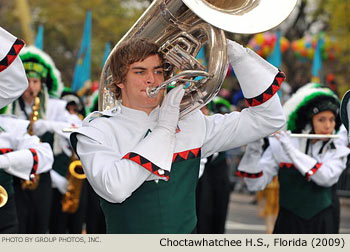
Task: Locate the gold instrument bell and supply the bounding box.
[0,185,8,208]
[62,160,86,214]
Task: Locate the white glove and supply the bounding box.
[274,131,316,176]
[273,131,294,154]
[33,119,54,136]
[50,170,68,194]
[158,84,185,133]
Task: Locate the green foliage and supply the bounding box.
[324,0,350,64]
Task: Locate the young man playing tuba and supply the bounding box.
[71,38,286,233]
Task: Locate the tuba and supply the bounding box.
[0,185,8,208]
[61,158,86,214]
[99,0,297,117]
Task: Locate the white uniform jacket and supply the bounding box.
[0,27,28,108]
[73,93,285,203]
[240,133,350,191]
[0,116,54,180]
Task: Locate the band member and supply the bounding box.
[196,97,232,234]
[238,83,350,233]
[49,91,86,234]
[6,45,70,233]
[70,38,286,233]
[0,27,28,108]
[0,115,53,233]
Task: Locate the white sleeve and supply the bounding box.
[75,133,158,203]
[0,27,28,108]
[309,146,349,187]
[202,94,285,158]
[0,150,33,180]
[237,139,264,173]
[243,146,279,191]
[33,119,73,139]
[1,133,53,179]
[0,57,28,109]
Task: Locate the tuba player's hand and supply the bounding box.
[158,84,185,133]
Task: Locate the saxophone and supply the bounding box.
[61,154,86,214]
[21,96,41,190]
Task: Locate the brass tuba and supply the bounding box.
[61,159,86,214]
[99,0,297,117]
[0,185,8,208]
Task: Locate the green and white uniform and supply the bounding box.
[71,41,286,233]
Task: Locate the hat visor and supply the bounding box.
[340,90,350,131]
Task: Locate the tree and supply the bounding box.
[1,0,150,86]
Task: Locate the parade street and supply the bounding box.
[226,192,350,234]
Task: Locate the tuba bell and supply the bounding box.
[99,0,297,117]
[0,185,8,208]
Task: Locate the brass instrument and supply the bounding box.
[99,0,298,117]
[61,158,86,214]
[0,185,8,208]
[21,96,41,190]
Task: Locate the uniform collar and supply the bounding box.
[120,104,160,121]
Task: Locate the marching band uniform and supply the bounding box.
[49,92,87,234]
[0,116,53,233]
[71,40,286,233]
[7,46,67,233]
[238,84,350,233]
[0,27,28,108]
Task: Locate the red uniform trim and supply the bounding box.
[235,170,263,178]
[123,147,202,180]
[0,39,25,72]
[245,71,285,107]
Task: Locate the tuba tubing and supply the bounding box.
[99,0,227,118]
[99,0,297,117]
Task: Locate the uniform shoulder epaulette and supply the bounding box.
[84,107,118,125]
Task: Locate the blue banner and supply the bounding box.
[34,25,44,50]
[311,36,324,83]
[101,42,111,68]
[72,10,92,92]
[267,30,281,68]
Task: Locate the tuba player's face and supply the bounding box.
[117,54,165,115]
